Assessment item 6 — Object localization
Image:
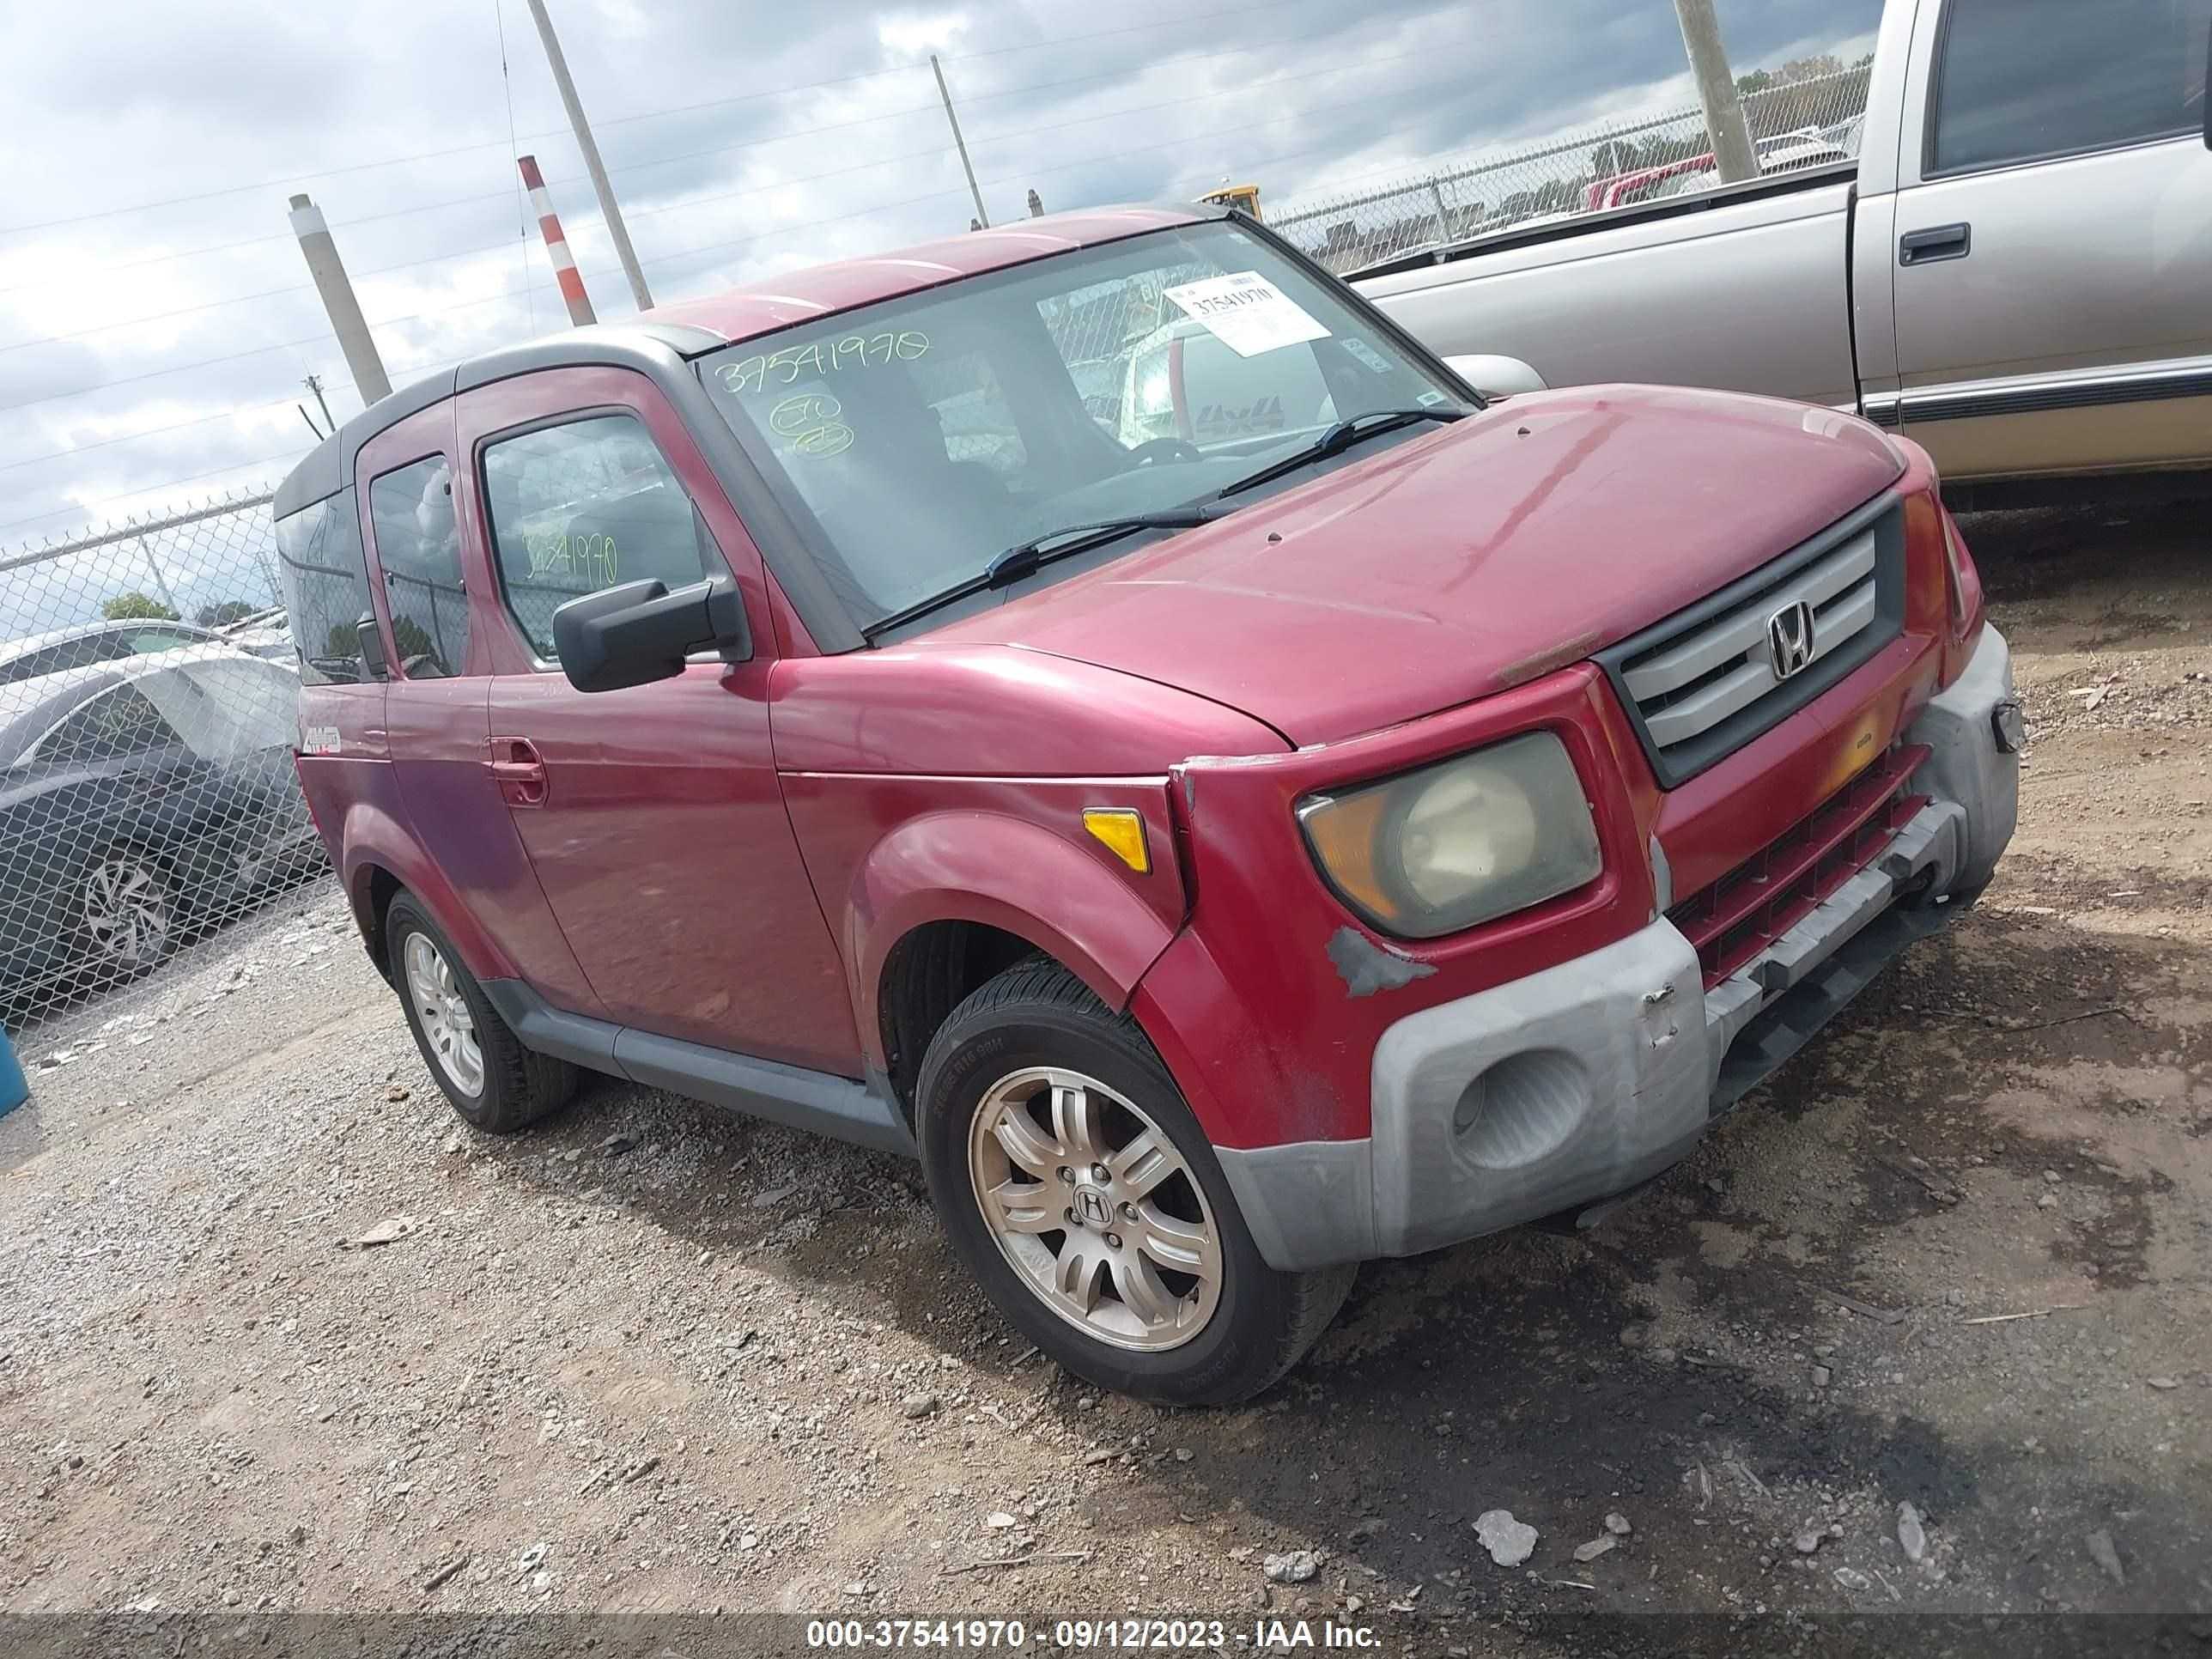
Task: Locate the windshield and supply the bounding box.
[698,222,1464,631]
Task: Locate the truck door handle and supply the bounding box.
[1899,222,1971,266]
[489,736,548,807]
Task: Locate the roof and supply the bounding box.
[636,204,1205,347]
[275,201,1213,520]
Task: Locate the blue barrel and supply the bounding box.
[0,1030,27,1120]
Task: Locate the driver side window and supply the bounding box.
[480,413,720,662]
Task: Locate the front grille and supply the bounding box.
[1597,495,1906,787]
[1668,744,1929,989]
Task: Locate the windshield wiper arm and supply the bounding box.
[1213,406,1468,500]
[860,508,1215,641]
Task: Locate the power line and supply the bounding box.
[3,32,1440,367]
[0,18,1395,309]
[0,0,1296,241]
[3,49,1474,500]
[0,451,306,538]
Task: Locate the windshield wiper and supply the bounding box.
[860,508,1215,640]
[1213,406,1469,500]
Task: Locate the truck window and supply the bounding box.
[479,413,718,661]
[1931,0,2212,175]
[274,490,374,684]
[368,456,471,678]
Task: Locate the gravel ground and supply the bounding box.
[1,499,2207,1652]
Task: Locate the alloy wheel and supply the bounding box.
[967,1066,1224,1352]
[403,932,485,1097]
[82,858,174,969]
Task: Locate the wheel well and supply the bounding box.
[878,921,1042,1122]
[361,865,402,976]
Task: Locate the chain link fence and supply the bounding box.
[1272,65,1872,276]
[0,488,330,1041]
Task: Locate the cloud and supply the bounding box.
[0,0,1879,547]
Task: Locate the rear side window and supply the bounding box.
[274,492,374,684]
[34,684,179,766]
[1930,0,2212,174]
[368,456,471,678]
[117,624,206,653]
[480,414,717,660]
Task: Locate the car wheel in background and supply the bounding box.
[385,892,575,1133]
[79,853,177,981]
[915,958,1355,1406]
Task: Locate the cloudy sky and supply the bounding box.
[0,0,1878,567]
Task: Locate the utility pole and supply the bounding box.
[286,194,391,406]
[1672,0,1759,184]
[933,55,989,229]
[133,536,181,619]
[303,374,335,433]
[523,0,653,311]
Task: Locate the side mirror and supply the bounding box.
[1444,353,1548,401]
[551,574,750,694]
[354,613,390,682]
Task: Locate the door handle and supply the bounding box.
[489,736,548,807]
[1899,222,1971,266]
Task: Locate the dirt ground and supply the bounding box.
[0,498,2206,1654]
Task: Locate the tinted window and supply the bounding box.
[34,684,179,766]
[368,456,470,678]
[1932,0,2212,173]
[480,414,717,660]
[0,634,131,684]
[274,492,374,684]
[117,624,208,654]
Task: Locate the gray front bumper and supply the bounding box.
[1218,625,2021,1272]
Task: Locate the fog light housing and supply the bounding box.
[1991,699,2026,754]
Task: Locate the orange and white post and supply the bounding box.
[519,154,597,327]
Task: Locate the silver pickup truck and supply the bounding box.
[1353,0,2212,507]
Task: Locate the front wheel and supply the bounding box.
[915,960,1354,1405]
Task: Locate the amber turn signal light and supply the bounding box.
[1082,808,1151,874]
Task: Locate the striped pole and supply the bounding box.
[519,155,596,327]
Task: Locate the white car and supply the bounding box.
[0,618,227,687]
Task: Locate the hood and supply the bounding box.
[927,385,1905,746]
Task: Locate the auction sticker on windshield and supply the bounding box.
[1162,270,1329,358]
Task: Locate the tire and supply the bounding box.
[915,959,1355,1406]
[386,892,574,1133]
[77,849,179,986]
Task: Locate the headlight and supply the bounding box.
[1297,732,1602,939]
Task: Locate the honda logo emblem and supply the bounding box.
[1766,600,1817,680]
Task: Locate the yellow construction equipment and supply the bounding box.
[1200,184,1262,222]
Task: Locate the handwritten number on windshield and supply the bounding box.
[770,392,855,458]
[717,330,929,396]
